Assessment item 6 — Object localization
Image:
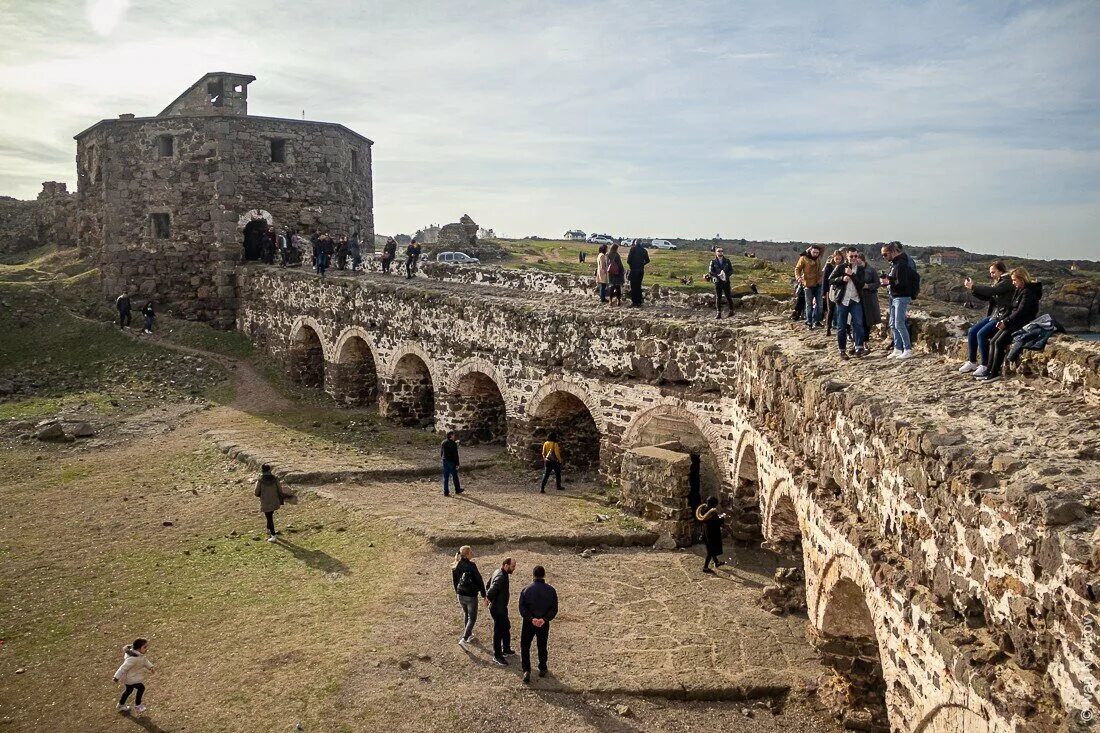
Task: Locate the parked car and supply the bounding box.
[436,251,481,265]
[588,235,615,245]
[650,239,677,250]
[619,238,636,247]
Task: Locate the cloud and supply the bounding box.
[85,0,130,37]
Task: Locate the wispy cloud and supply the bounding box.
[0,0,1096,257]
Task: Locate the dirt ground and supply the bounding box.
[0,325,841,732]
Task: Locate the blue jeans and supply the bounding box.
[967,316,999,365]
[889,296,912,351]
[835,299,865,351]
[803,283,822,325]
[442,460,461,495]
[598,283,607,302]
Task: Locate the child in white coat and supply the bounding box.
[113,638,154,714]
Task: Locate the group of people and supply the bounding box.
[440,431,567,497]
[115,292,156,334]
[592,241,650,307]
[307,231,363,276]
[451,546,559,682]
[956,261,1043,382]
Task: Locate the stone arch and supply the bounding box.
[623,402,725,500]
[240,209,273,261]
[383,342,442,389]
[730,432,765,544]
[329,327,379,406]
[813,556,888,732]
[525,382,601,471]
[445,360,509,445]
[526,379,603,430]
[763,482,802,551]
[380,344,437,427]
[913,703,992,733]
[288,317,327,388]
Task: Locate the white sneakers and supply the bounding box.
[134,705,146,714]
[886,350,901,359]
[896,350,914,360]
[266,535,277,543]
[116,704,130,713]
[973,366,988,377]
[959,361,977,372]
[458,637,469,649]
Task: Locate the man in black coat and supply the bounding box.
[486,557,516,665]
[626,241,650,307]
[115,292,132,329]
[708,248,734,319]
[518,565,558,684]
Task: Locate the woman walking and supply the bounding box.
[539,431,564,493]
[696,497,725,573]
[821,250,844,337]
[452,545,487,648]
[255,464,289,542]
[113,638,154,714]
[606,243,625,306]
[595,244,610,303]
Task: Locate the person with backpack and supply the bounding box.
[606,243,625,306]
[452,545,487,649]
[116,291,132,329]
[879,241,920,360]
[959,261,1014,376]
[707,247,735,319]
[113,637,154,714]
[254,463,291,542]
[539,431,564,493]
[626,240,651,307]
[486,557,517,665]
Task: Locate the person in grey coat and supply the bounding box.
[254,464,288,542]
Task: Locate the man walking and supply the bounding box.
[879,241,919,360]
[486,557,516,665]
[518,565,558,684]
[795,245,824,328]
[116,291,132,329]
[441,431,463,496]
[708,247,734,319]
[626,240,650,307]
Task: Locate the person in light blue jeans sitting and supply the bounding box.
[959,260,1014,377]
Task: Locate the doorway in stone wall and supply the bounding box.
[240,209,273,261]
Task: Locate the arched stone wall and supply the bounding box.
[380,345,438,427]
[288,317,328,388]
[442,361,510,444]
[730,432,765,544]
[763,482,802,551]
[524,381,602,470]
[328,327,380,406]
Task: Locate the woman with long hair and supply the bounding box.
[606,243,625,306]
[451,545,486,648]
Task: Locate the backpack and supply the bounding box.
[911,268,921,300]
[608,259,621,276]
[458,567,478,595]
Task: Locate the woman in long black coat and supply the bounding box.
[696,496,725,573]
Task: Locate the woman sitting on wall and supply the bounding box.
[978,267,1042,384]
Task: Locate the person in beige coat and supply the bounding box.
[113,638,154,714]
[255,464,290,542]
[595,244,610,303]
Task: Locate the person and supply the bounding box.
[277,229,290,267]
[790,279,805,322]
[980,268,1042,383]
[696,496,724,573]
[261,226,276,265]
[626,240,650,307]
[595,244,609,303]
[795,246,824,328]
[310,232,321,269]
[708,247,735,319]
[254,463,289,542]
[452,545,486,649]
[539,431,564,493]
[349,232,362,271]
[959,261,1013,376]
[314,234,330,277]
[879,241,919,360]
[518,565,558,684]
[382,237,397,274]
[141,301,155,334]
[405,241,421,279]
[821,250,844,337]
[486,557,517,665]
[113,638,154,714]
[856,252,881,346]
[829,247,867,359]
[335,236,349,270]
[441,431,463,496]
[116,291,132,329]
[606,243,625,306]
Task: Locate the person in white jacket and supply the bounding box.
[113,638,154,714]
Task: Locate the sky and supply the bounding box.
[0,0,1098,259]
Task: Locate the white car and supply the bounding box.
[650,239,677,250]
[588,235,615,245]
[436,251,480,265]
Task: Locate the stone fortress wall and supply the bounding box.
[73,72,373,326]
[236,264,1100,733]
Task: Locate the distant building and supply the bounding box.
[564,229,586,241]
[930,251,964,265]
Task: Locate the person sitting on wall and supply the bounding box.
[405,240,422,279]
[382,237,397,274]
[958,260,1013,377]
[978,267,1042,383]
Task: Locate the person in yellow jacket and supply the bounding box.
[539,432,564,493]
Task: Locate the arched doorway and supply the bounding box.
[240,210,273,261]
[816,576,889,731]
[730,440,764,543]
[765,492,802,554]
[449,372,507,444]
[383,354,435,427]
[289,325,324,388]
[527,391,599,470]
[331,334,378,406]
[628,407,720,508]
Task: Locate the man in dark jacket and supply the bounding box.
[405,242,422,279]
[828,248,867,359]
[879,241,919,360]
[626,241,650,307]
[486,557,516,665]
[518,565,558,684]
[959,261,1013,376]
[116,292,132,329]
[982,270,1042,382]
[708,248,735,319]
[382,237,397,274]
[440,431,463,496]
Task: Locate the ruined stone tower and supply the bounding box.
[74,72,373,326]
